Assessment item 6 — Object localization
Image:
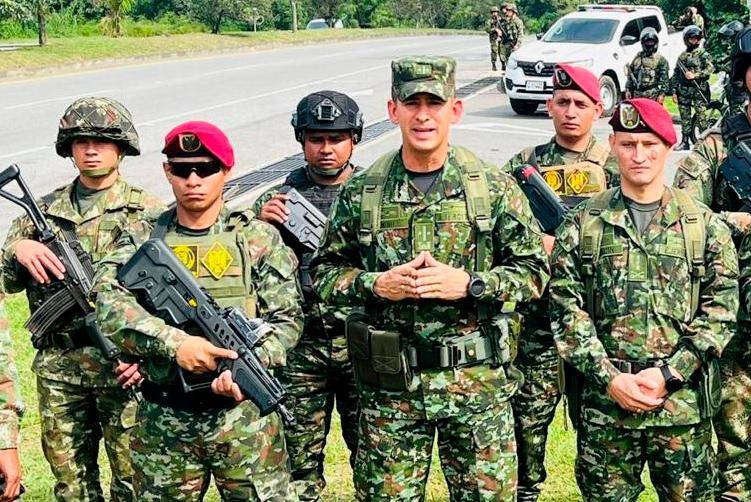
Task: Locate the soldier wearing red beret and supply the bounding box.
[502,63,619,502]
[549,97,737,500]
[94,121,304,500]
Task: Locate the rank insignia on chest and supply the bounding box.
[171,245,199,276]
[543,170,564,193]
[566,169,589,194]
[201,241,234,279]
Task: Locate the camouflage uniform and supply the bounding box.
[674,111,751,500]
[671,47,714,143]
[1,170,162,501]
[252,165,360,500]
[626,51,670,100]
[0,293,24,451]
[486,13,504,69]
[549,186,738,501]
[502,137,618,501]
[95,205,303,501]
[500,7,524,68]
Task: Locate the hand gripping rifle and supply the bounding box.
[513,165,570,234]
[0,164,119,359]
[117,238,294,424]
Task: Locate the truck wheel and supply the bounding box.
[599,75,618,117]
[509,98,539,115]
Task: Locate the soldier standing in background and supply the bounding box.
[674,6,705,34]
[502,64,618,502]
[253,90,362,500]
[313,55,549,501]
[625,27,670,103]
[550,98,737,501]
[486,6,505,71]
[94,121,302,500]
[674,25,751,501]
[0,293,23,502]
[0,97,163,501]
[500,4,525,72]
[672,25,714,150]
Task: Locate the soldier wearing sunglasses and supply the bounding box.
[94,121,303,500]
[550,98,737,501]
[501,63,618,502]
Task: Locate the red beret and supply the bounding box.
[162,121,235,169]
[609,98,677,146]
[553,64,601,104]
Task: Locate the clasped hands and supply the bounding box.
[373,251,471,302]
[607,366,683,415]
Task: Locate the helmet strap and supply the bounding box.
[72,157,121,178]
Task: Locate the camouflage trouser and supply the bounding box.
[354,402,517,501]
[278,334,359,501]
[500,43,515,65]
[677,85,709,140]
[37,376,136,501]
[633,87,663,100]
[576,419,717,501]
[716,334,751,501]
[490,40,503,64]
[131,399,294,501]
[511,347,561,502]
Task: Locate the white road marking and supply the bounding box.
[5,89,115,110]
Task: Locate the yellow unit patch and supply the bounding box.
[201,241,234,279]
[566,169,589,194]
[543,170,564,193]
[171,245,199,276]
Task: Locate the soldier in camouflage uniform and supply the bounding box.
[500,4,524,71]
[671,25,714,150]
[486,6,505,71]
[502,64,618,502]
[252,90,363,500]
[0,97,164,501]
[550,98,738,501]
[0,293,24,501]
[95,121,302,501]
[675,26,751,501]
[625,27,670,103]
[673,6,705,34]
[312,56,549,501]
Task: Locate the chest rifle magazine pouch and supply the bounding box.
[697,356,722,419]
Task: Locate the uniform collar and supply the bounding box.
[598,186,681,245]
[387,146,464,205]
[46,176,131,224]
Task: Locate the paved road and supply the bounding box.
[0,34,686,235]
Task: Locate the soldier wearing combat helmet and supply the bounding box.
[625,27,670,102]
[499,3,524,71]
[312,55,548,500]
[94,121,302,500]
[486,6,505,71]
[252,90,363,500]
[0,96,164,501]
[502,63,618,502]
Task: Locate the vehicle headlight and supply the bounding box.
[507,56,518,71]
[564,59,593,68]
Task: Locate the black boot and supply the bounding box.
[676,139,691,151]
[492,61,498,71]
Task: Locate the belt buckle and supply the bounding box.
[439,345,460,368]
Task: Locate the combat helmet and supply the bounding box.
[292,90,363,144]
[731,25,751,85]
[56,97,140,158]
[490,6,500,13]
[683,25,703,47]
[640,27,659,55]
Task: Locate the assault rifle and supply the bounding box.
[117,238,294,424]
[0,164,119,359]
[513,165,569,234]
[280,187,326,252]
[720,140,751,211]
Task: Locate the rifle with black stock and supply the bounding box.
[512,164,570,234]
[117,238,295,424]
[0,164,119,360]
[279,187,326,252]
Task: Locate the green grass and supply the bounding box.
[0,28,474,77]
[6,292,657,501]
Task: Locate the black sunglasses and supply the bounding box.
[168,162,223,179]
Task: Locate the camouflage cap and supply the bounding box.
[391,56,456,102]
[56,96,140,158]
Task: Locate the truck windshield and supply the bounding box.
[542,18,619,44]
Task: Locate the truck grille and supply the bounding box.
[518,61,555,77]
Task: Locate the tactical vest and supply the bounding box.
[630,53,661,91]
[523,142,610,206]
[721,112,751,145]
[578,188,706,323]
[150,209,256,317]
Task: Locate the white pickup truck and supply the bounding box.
[503,4,684,116]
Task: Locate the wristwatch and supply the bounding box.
[467,273,486,299]
[660,364,683,393]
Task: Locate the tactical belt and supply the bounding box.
[141,380,236,412]
[611,358,666,374]
[407,334,495,370]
